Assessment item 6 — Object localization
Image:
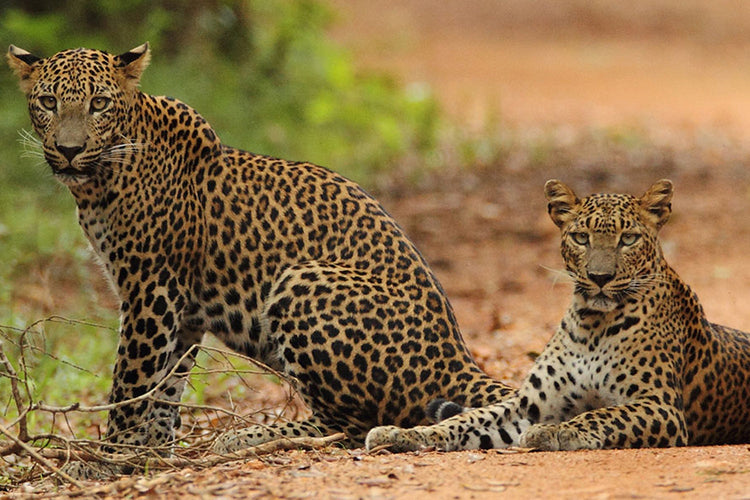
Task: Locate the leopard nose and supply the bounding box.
[588,272,614,288]
[56,144,84,163]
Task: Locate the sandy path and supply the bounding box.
[329,0,750,139]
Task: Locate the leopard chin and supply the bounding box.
[586,293,619,312]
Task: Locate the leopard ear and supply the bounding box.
[544,179,580,229]
[7,45,42,93]
[115,42,150,88]
[639,179,673,230]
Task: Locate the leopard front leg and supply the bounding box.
[521,422,616,451]
[521,398,689,450]
[62,290,201,480]
[519,423,569,451]
[365,424,455,452]
[212,416,345,454]
[105,322,202,453]
[367,399,530,452]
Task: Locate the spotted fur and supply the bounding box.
[366,179,750,453]
[7,44,514,474]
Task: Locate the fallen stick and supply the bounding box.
[36,432,347,471]
[0,421,83,487]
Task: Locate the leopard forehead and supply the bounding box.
[573,194,644,233]
[31,48,120,97]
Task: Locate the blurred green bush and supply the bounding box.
[1,0,438,182]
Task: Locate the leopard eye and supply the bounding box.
[39,95,57,111]
[90,96,112,113]
[620,233,640,246]
[570,232,589,246]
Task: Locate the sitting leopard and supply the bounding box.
[366,179,750,453]
[7,43,514,476]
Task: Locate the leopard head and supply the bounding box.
[7,43,150,185]
[545,179,673,312]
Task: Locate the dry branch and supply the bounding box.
[0,341,31,458]
[0,421,83,487]
[36,432,346,470]
[0,318,331,488]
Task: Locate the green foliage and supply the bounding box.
[0,1,438,414]
[1,0,438,182]
[0,319,115,439]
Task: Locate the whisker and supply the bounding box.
[111,140,147,150]
[620,287,648,300]
[631,274,671,287]
[101,157,130,165]
[94,135,148,172]
[17,128,41,146]
[116,134,148,150]
[539,265,576,287]
[618,273,673,300]
[17,129,45,160]
[20,150,46,161]
[98,135,148,169]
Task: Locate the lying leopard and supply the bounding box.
[7,43,514,476]
[367,179,750,452]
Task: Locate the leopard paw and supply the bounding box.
[520,423,561,451]
[365,425,433,453]
[59,461,124,481]
[522,423,591,451]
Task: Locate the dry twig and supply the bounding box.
[0,318,327,488]
[36,432,346,470]
[0,421,83,487]
[0,342,29,451]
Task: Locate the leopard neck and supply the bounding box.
[66,92,212,274]
[564,261,685,345]
[67,92,221,205]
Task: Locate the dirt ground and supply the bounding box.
[328,0,750,139]
[7,1,750,498]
